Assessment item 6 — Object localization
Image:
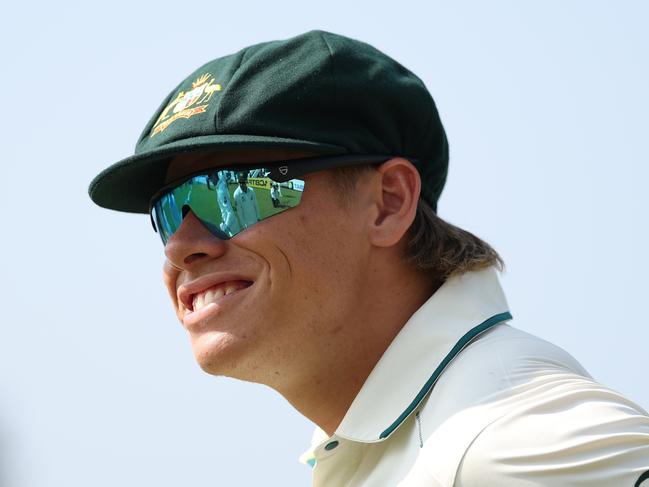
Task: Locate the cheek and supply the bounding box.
[234,194,367,329]
[162,263,180,311]
[283,211,366,298]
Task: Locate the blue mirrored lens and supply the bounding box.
[152,168,305,244]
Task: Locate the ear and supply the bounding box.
[368,157,421,248]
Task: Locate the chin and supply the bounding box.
[189,330,258,379]
[190,330,234,374]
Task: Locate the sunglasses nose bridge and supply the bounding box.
[179,203,230,241]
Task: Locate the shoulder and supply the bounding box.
[439,326,649,486]
[455,378,649,486]
[413,325,649,486]
[419,324,593,431]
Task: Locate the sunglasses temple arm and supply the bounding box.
[267,155,394,182]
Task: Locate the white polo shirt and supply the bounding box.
[300,268,649,486]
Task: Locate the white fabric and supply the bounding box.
[216,178,240,234]
[233,185,259,228]
[301,268,649,486]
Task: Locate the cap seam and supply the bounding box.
[420,100,441,208]
[214,48,248,134]
[319,32,339,121]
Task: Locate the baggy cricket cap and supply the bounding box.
[89,30,449,213]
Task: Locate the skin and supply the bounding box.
[163,151,439,435]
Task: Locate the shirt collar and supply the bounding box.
[332,266,512,443]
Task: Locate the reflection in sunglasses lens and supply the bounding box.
[154,167,305,244]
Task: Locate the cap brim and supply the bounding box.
[89,134,347,214]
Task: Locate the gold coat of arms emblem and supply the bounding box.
[151,73,222,137]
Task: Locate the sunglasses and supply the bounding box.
[149,155,394,245]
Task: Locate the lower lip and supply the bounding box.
[181,284,253,330]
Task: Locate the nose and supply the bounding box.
[164,211,228,269]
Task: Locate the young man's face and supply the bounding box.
[162,155,373,388]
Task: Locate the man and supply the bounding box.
[213,171,241,236]
[89,31,649,486]
[232,172,260,228]
[271,182,281,208]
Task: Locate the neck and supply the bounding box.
[276,258,441,436]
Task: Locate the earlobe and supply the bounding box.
[369,158,421,248]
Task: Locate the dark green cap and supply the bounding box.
[89,30,448,213]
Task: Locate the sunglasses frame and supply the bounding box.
[148,154,410,240]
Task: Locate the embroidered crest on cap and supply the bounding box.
[151,73,221,137]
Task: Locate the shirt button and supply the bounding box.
[324,440,339,451]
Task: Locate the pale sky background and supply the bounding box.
[1,1,647,486]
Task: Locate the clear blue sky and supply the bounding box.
[1,1,647,485]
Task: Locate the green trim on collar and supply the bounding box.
[635,469,649,487]
[379,311,513,439]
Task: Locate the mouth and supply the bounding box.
[180,279,254,313]
[178,278,254,330]
[190,280,253,312]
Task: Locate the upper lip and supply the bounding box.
[178,273,254,312]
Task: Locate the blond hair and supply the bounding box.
[331,165,504,279]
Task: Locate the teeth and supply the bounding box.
[193,293,204,311]
[191,281,247,311]
[204,288,215,304]
[211,287,225,302]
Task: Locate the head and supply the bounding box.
[160,151,439,392]
[88,30,503,397]
[237,173,248,191]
